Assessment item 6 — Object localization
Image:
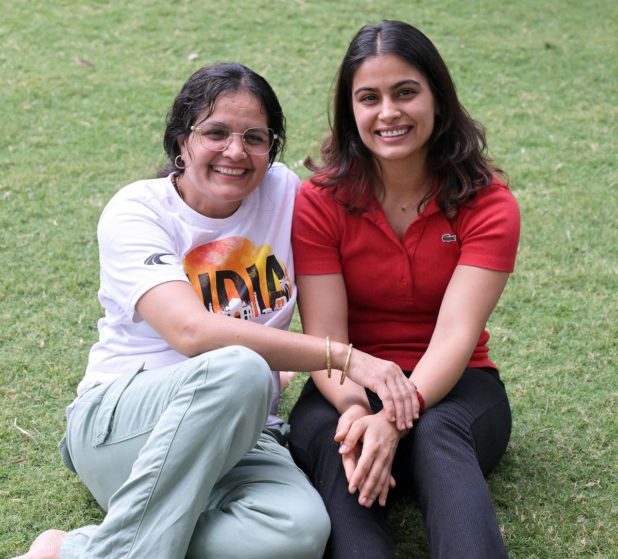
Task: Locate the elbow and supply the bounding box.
[165,317,212,357]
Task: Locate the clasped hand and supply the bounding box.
[345,351,419,430]
[335,406,408,508]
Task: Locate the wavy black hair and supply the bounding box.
[308,20,503,217]
[159,62,285,176]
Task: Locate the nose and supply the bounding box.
[379,99,401,122]
[222,133,247,160]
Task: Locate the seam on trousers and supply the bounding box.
[125,358,210,557]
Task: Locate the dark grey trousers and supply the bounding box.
[289,367,511,559]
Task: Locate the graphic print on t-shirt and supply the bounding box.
[184,236,293,320]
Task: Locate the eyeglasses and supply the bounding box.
[190,122,277,155]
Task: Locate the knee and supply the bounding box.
[175,346,272,428]
[222,345,272,402]
[226,345,271,378]
[189,345,272,400]
[408,409,477,486]
[274,500,331,559]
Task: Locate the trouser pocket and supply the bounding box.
[58,434,76,473]
[92,364,145,447]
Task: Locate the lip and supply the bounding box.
[210,165,249,177]
[374,126,412,139]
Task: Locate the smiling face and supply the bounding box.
[178,89,270,218]
[351,54,437,172]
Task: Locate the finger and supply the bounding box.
[348,454,371,495]
[338,420,366,455]
[341,451,358,484]
[334,414,354,442]
[375,383,397,425]
[348,443,375,494]
[397,373,419,427]
[379,378,408,431]
[408,378,420,421]
[355,445,391,505]
[378,476,391,507]
[377,473,397,507]
[359,461,391,507]
[389,373,412,430]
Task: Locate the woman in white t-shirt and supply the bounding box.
[15,63,418,559]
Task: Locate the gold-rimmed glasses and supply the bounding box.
[190,122,277,155]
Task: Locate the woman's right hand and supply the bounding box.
[333,344,419,430]
[336,409,404,507]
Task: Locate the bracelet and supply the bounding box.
[340,343,353,385]
[416,388,426,414]
[326,336,332,379]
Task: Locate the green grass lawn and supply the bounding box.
[1,1,616,557]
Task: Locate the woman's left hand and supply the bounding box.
[336,410,404,507]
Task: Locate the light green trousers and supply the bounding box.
[60,346,330,559]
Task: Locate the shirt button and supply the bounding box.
[400,278,408,286]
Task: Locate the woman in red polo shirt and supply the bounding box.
[289,20,520,559]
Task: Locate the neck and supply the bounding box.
[378,159,431,209]
[173,173,241,218]
[379,151,428,188]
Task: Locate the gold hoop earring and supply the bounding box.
[174,155,186,170]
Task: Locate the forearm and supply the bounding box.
[170,307,355,375]
[139,281,417,429]
[409,331,478,408]
[410,266,510,410]
[311,369,372,415]
[203,315,370,414]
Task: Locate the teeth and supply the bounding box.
[378,128,409,138]
[212,166,246,176]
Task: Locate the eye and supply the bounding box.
[399,88,416,98]
[203,127,228,140]
[359,93,378,104]
[243,129,270,146]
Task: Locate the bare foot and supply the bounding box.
[279,371,296,392]
[12,529,66,559]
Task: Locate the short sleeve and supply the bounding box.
[292,182,343,275]
[98,199,189,318]
[455,179,521,272]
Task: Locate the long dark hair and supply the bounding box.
[158,62,286,177]
[309,20,502,217]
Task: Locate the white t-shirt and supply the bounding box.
[79,163,299,419]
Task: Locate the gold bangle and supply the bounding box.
[326,336,332,379]
[340,343,353,385]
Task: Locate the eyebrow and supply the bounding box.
[196,118,226,127]
[353,79,422,96]
[195,118,267,130]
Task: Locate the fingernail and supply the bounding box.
[339,444,348,454]
[350,485,357,493]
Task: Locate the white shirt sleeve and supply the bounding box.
[97,196,189,321]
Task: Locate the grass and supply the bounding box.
[1,0,616,557]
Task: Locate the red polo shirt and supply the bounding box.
[292,177,520,371]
